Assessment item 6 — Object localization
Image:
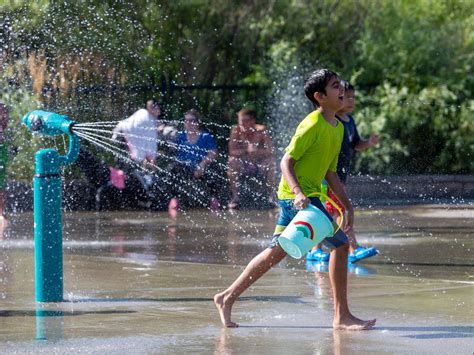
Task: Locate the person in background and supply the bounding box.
[227,108,276,209]
[112,98,162,168]
[77,99,164,210]
[307,81,380,263]
[0,102,9,222]
[167,109,220,214]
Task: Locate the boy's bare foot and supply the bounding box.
[214,292,238,328]
[333,314,376,331]
[167,198,179,219]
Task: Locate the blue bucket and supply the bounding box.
[278,204,334,259]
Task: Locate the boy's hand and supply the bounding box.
[142,159,155,171]
[344,207,354,233]
[294,192,310,210]
[368,134,379,147]
[194,166,204,178]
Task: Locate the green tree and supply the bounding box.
[1,0,473,178]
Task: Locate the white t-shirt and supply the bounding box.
[114,109,157,162]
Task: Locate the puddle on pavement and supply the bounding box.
[0,205,473,352]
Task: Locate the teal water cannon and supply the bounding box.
[23,110,80,302]
[23,110,75,137]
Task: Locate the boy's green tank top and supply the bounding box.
[277,110,343,200]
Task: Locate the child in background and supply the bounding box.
[227,108,276,209]
[214,69,376,330]
[168,109,220,212]
[307,81,380,263]
[0,102,9,221]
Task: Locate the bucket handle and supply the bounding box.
[306,191,344,234]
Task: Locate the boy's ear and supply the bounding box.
[314,91,325,104]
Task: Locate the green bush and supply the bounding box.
[1,0,473,175]
[356,83,473,175]
[1,84,45,181]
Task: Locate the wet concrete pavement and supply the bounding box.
[0,204,473,353]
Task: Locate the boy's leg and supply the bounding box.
[326,187,358,252]
[258,157,277,201]
[334,213,358,253]
[214,244,287,327]
[227,157,243,206]
[324,231,376,330]
[347,230,359,253]
[203,162,222,201]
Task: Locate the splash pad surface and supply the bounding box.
[1,205,473,353]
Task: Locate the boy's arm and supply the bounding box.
[143,156,156,170]
[280,153,310,209]
[111,122,123,140]
[355,134,379,151]
[325,170,354,232]
[195,149,217,177]
[112,117,131,140]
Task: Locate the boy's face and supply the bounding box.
[342,89,355,113]
[319,76,344,111]
[146,101,161,118]
[184,113,199,131]
[238,113,255,130]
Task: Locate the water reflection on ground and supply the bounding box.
[0,204,473,352]
[3,205,473,274]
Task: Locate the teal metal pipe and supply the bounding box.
[23,111,80,302]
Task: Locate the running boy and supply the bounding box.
[308,81,380,263]
[214,69,376,330]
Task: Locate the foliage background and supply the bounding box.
[0,0,473,180]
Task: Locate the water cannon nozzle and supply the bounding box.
[23,110,75,137]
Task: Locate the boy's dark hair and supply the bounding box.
[238,107,257,120]
[304,69,339,107]
[341,80,355,92]
[184,108,201,122]
[146,98,161,109]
